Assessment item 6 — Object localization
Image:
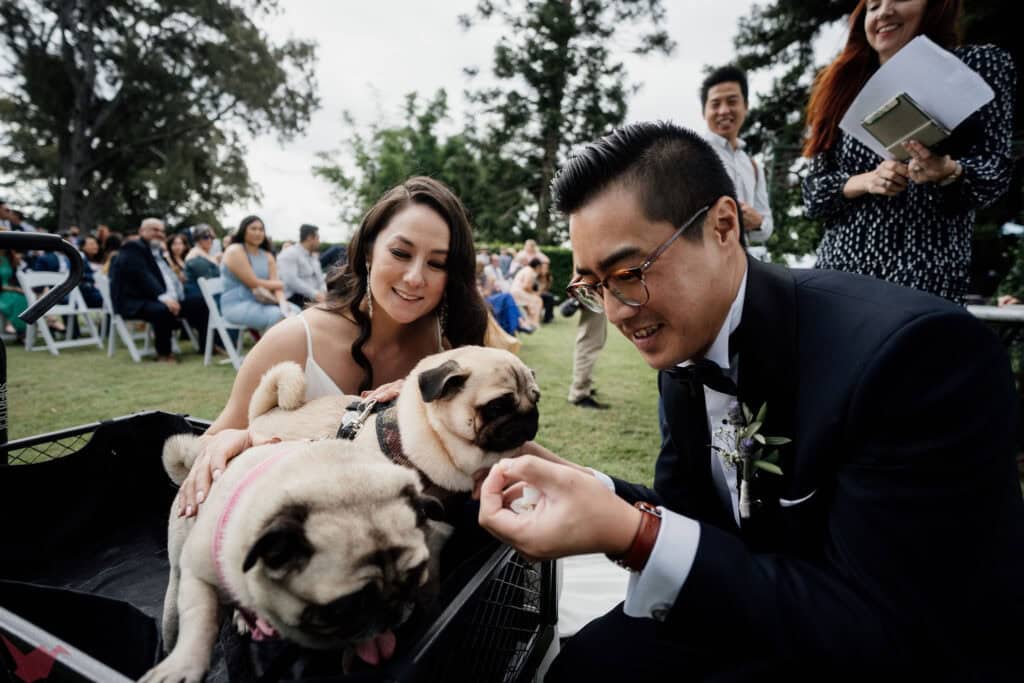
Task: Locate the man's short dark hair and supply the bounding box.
[299,224,319,242]
[551,121,741,243]
[700,65,748,108]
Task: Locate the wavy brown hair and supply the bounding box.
[803,0,961,158]
[323,176,488,392]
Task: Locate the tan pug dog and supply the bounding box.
[140,440,442,683]
[246,345,542,496]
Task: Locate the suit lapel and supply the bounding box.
[655,370,734,530]
[733,257,799,549]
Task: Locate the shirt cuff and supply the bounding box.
[623,509,700,620]
[588,468,615,492]
[157,293,176,304]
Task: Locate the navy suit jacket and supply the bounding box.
[613,257,1024,680]
[109,239,168,318]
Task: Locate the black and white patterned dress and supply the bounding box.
[803,44,1016,303]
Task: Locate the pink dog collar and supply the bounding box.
[211,450,291,639]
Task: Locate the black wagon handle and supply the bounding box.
[0,232,85,455]
[0,232,85,324]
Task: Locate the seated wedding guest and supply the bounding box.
[478,121,1024,682]
[499,247,515,278]
[277,223,326,307]
[219,215,297,330]
[109,218,204,362]
[514,238,549,269]
[166,232,189,285]
[319,243,347,273]
[101,232,122,275]
[184,227,220,343]
[485,253,510,292]
[95,223,110,247]
[28,230,102,311]
[9,209,37,232]
[476,259,524,353]
[176,177,490,529]
[79,235,104,273]
[510,257,543,331]
[73,237,103,310]
[0,250,27,341]
[183,226,220,298]
[802,0,1014,303]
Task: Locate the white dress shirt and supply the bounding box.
[592,267,748,620]
[277,243,325,300]
[703,130,773,261]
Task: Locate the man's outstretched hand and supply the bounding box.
[477,455,640,561]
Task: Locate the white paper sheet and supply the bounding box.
[839,35,994,160]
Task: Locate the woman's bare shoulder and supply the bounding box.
[249,316,309,362]
[304,306,359,341]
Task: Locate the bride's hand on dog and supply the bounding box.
[179,428,252,517]
[361,379,404,404]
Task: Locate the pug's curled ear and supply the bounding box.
[418,359,471,402]
[243,504,314,576]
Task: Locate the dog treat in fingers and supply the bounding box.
[510,485,541,514]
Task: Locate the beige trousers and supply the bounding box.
[567,307,607,402]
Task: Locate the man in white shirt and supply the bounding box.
[701,65,773,261]
[478,122,1024,681]
[277,223,326,307]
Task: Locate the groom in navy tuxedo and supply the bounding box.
[478,121,1024,681]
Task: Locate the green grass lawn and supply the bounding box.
[6,313,662,482]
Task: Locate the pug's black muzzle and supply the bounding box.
[476,407,539,452]
[300,573,421,644]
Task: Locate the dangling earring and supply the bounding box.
[365,263,373,319]
[438,294,448,333]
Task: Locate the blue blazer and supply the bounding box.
[612,257,1024,680]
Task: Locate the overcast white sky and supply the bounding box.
[235,1,848,243]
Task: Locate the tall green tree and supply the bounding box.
[730,0,856,260]
[313,89,530,242]
[0,0,318,231]
[732,0,1023,262]
[460,0,674,244]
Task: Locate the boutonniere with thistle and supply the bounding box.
[712,400,790,520]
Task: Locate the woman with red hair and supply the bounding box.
[802,0,1014,303]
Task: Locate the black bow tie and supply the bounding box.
[668,358,737,396]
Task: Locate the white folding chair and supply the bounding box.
[16,270,103,356]
[84,271,108,342]
[97,275,192,362]
[198,276,248,370]
[95,273,155,362]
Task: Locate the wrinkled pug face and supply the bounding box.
[239,462,444,650]
[417,348,541,464]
